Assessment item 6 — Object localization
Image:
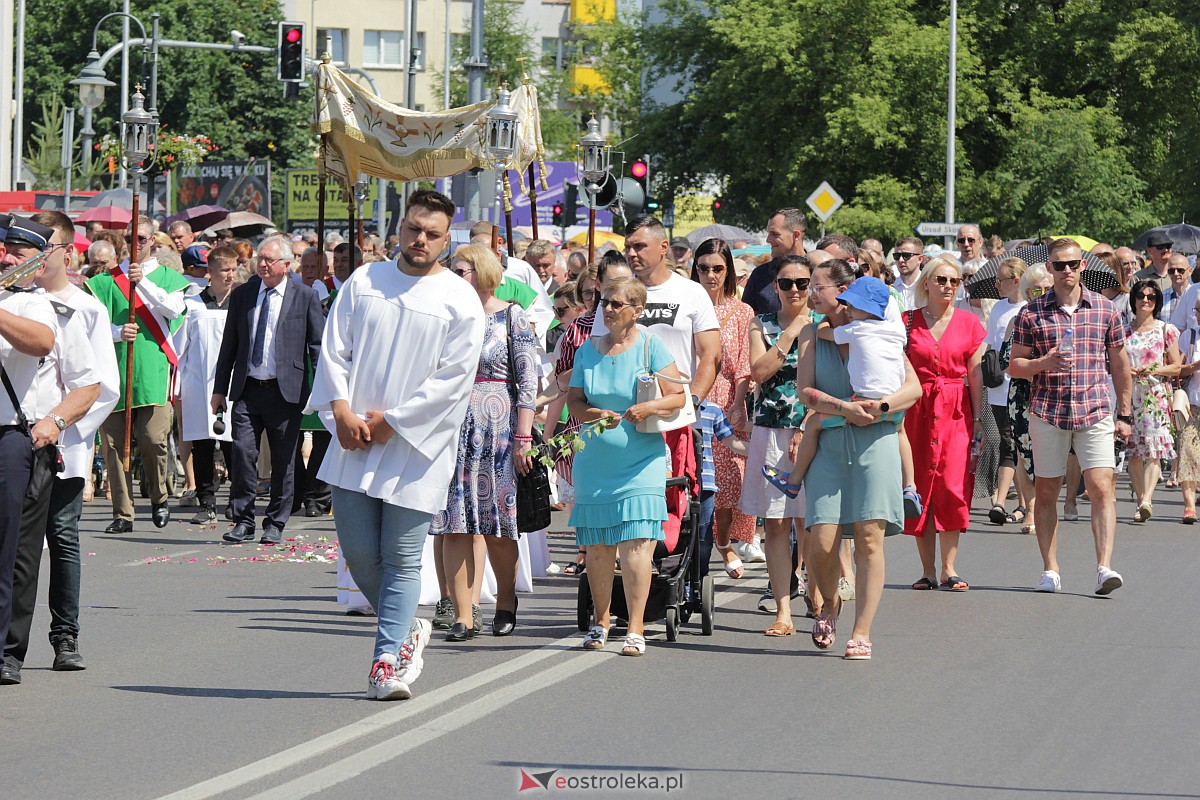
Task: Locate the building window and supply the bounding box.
[449,33,469,69]
[363,30,404,68]
[541,37,561,70]
[315,28,348,64]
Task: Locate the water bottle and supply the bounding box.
[968,433,983,472]
[1059,327,1074,372]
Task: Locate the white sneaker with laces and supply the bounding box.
[366,653,407,700]
[733,541,766,563]
[1096,566,1123,596]
[1037,570,1061,593]
[396,617,432,689]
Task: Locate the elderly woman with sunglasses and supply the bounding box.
[902,256,987,592]
[1124,279,1181,522]
[691,238,756,579]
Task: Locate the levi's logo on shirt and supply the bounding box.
[639,303,680,327]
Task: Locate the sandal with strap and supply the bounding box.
[988,504,1007,524]
[764,621,796,636]
[762,466,801,499]
[1006,506,1027,524]
[582,625,609,651]
[716,543,744,579]
[844,639,872,660]
[620,633,646,657]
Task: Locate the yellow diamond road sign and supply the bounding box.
[806,181,843,222]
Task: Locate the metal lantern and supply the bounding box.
[486,87,519,164]
[579,115,610,184]
[120,85,157,171]
[70,49,116,110]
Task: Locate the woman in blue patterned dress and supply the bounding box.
[429,245,538,642]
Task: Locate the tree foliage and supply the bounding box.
[634,0,1199,243]
[22,0,314,220]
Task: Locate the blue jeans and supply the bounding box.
[331,487,430,660]
[697,490,715,578]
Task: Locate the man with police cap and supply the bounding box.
[2,212,117,685]
[0,215,58,685]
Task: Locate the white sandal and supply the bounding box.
[582,625,609,651]
[716,543,744,579]
[620,633,646,657]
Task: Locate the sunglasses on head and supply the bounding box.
[775,277,810,291]
[1050,259,1083,272]
[933,275,961,287]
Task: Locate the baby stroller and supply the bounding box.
[576,432,715,641]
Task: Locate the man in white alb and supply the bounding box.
[308,190,485,700]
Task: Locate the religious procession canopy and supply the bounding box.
[312,60,547,194]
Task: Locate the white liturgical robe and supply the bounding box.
[307,261,486,514]
[174,291,233,443]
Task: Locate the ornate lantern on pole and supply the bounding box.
[578,115,611,263]
[485,86,520,253]
[117,84,158,471]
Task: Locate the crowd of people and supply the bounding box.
[0,191,1189,697]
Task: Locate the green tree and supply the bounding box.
[22,0,314,222]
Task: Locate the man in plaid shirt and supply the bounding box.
[1009,238,1132,597]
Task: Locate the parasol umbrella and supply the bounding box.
[1048,234,1099,252]
[72,231,92,254]
[74,205,132,227]
[685,224,758,247]
[83,187,141,209]
[966,244,1118,299]
[165,204,230,232]
[203,211,275,235]
[566,229,624,248]
[1133,224,1200,254]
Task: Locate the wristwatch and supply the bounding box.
[691,394,700,408]
[49,414,67,431]
[1117,414,1133,424]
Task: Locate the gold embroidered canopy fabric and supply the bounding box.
[312,63,546,192]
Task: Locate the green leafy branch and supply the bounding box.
[524,415,618,468]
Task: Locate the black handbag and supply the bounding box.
[506,307,553,533]
[981,348,1005,388]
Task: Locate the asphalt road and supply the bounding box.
[2,478,1198,800]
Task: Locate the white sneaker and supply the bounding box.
[734,541,767,563]
[396,617,432,688]
[1037,570,1061,593]
[1096,566,1123,596]
[838,576,856,601]
[366,653,408,700]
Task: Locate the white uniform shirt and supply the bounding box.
[0,289,57,426]
[247,278,288,380]
[47,285,120,480]
[307,262,486,513]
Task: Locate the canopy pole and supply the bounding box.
[527,164,539,240]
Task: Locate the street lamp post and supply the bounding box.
[579,115,611,264]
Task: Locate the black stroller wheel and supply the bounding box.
[664,606,679,641]
[700,575,715,636]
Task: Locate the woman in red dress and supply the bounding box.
[902,256,987,591]
[691,238,755,578]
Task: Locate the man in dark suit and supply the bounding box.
[211,235,323,545]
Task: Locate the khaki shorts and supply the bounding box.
[1028,413,1116,478]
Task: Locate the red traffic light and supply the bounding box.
[630,160,648,179]
[712,200,722,210]
[285,27,302,43]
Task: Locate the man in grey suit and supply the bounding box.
[211,235,324,545]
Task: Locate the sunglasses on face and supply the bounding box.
[553,305,571,316]
[1151,243,1173,250]
[775,277,810,291]
[956,237,978,244]
[933,275,961,288]
[600,298,631,311]
[697,265,726,274]
[1136,293,1157,301]
[893,252,920,261]
[1169,268,1188,275]
[126,235,150,244]
[451,267,475,277]
[1050,259,1083,272]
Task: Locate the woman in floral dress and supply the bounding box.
[1125,280,1181,523]
[691,238,755,578]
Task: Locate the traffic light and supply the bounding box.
[278,22,306,82]
[552,202,565,227]
[646,198,661,213]
[712,198,723,222]
[630,158,649,214]
[563,181,579,226]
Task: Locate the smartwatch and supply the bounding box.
[879,400,890,414]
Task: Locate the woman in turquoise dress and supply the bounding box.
[567,277,686,657]
[796,260,922,660]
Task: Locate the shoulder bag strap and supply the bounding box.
[505,305,518,406]
[0,365,30,430]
